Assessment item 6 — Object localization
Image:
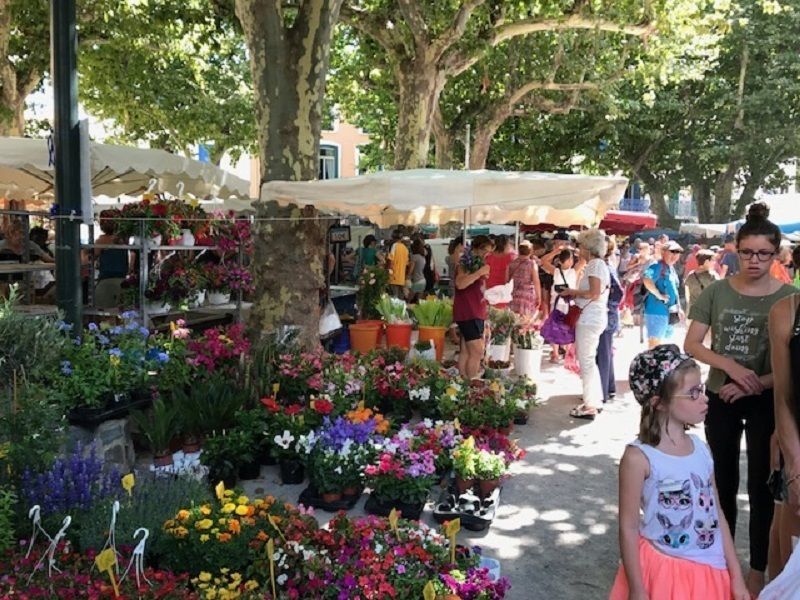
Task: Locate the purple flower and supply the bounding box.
[108,347,122,357]
[60,360,72,376]
[88,322,98,332]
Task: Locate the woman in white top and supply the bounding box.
[559,228,610,419]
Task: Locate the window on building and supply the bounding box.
[319,144,339,180]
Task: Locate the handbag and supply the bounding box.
[564,303,582,329]
[540,308,575,345]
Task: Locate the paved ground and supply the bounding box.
[243,324,753,599]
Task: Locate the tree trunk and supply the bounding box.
[431,104,454,169]
[712,168,737,222]
[634,166,679,229]
[393,63,445,169]
[235,0,343,349]
[692,179,713,224]
[0,0,27,136]
[469,111,509,170]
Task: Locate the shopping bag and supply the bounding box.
[564,304,582,329]
[485,281,514,305]
[319,300,342,338]
[759,537,800,599]
[540,308,575,345]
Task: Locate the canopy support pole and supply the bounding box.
[514,221,520,250]
[52,0,83,325]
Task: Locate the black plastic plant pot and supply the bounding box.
[364,494,424,520]
[278,459,305,485]
[238,460,262,480]
[299,485,361,512]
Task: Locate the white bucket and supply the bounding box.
[514,346,542,382]
[207,291,231,305]
[487,341,511,362]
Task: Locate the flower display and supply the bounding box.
[54,311,165,408]
[364,432,437,504]
[20,443,120,520]
[187,323,250,374]
[0,542,197,599]
[488,307,517,345]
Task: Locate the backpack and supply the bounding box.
[633,262,667,314]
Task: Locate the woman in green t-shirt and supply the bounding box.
[684,202,796,597]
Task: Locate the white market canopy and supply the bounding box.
[727,193,800,235]
[0,136,250,200]
[679,222,731,238]
[261,169,628,228]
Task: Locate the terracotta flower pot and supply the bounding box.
[349,322,381,354]
[455,476,475,495]
[418,325,447,361]
[385,322,413,350]
[342,486,361,498]
[153,451,173,468]
[182,435,202,454]
[358,319,384,345]
[321,491,342,503]
[478,478,500,498]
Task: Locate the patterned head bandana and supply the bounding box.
[629,344,692,405]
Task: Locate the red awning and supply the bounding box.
[598,210,658,236]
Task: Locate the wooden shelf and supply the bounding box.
[0,262,56,274]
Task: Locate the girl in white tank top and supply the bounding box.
[609,345,749,600]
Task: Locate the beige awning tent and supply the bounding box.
[261,168,628,228]
[0,136,250,200]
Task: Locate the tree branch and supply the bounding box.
[396,0,430,49]
[430,0,487,61]
[339,5,403,60]
[492,15,654,46]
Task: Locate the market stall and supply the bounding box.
[261,168,628,228]
[598,209,658,236]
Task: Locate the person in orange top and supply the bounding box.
[386,229,410,299]
[769,246,792,284]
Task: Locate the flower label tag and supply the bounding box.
[388,508,400,536]
[423,581,436,600]
[121,473,135,497]
[445,518,461,563]
[215,481,225,501]
[94,548,120,597]
[266,537,277,598]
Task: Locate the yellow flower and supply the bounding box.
[121,473,135,496]
[174,526,188,538]
[110,354,120,367]
[215,481,226,501]
[224,489,234,497]
[177,509,190,521]
[221,502,236,513]
[244,580,259,591]
[200,505,212,516]
[195,518,213,530]
[236,495,249,505]
[200,534,209,543]
[163,519,176,529]
[219,518,228,525]
[220,568,230,574]
[198,571,212,582]
[235,505,249,516]
[231,572,242,581]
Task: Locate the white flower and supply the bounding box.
[397,428,413,441]
[374,543,383,554]
[423,418,433,428]
[334,466,343,474]
[274,430,295,450]
[277,574,288,585]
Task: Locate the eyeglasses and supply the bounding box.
[738,249,775,262]
[674,385,706,401]
[668,249,682,254]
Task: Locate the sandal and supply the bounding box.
[569,405,598,420]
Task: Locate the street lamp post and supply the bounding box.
[51,0,83,325]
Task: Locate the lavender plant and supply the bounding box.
[19,443,120,520]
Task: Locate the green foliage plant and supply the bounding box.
[488,308,517,344]
[374,294,410,324]
[71,473,210,563]
[451,437,478,480]
[411,297,453,328]
[200,429,255,485]
[0,486,17,552]
[130,397,179,456]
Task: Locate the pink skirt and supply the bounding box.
[609,537,731,600]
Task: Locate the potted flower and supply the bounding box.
[199,428,255,488]
[451,436,478,494]
[411,297,453,361]
[512,323,544,382]
[487,307,516,361]
[411,339,437,361]
[474,449,507,498]
[356,265,388,322]
[130,397,179,467]
[364,444,437,519]
[375,294,413,350]
[272,427,305,484]
[306,448,348,502]
[202,263,231,305]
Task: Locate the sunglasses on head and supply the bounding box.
[668,249,682,254]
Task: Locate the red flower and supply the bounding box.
[312,398,333,415]
[260,397,280,413]
[285,403,304,416]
